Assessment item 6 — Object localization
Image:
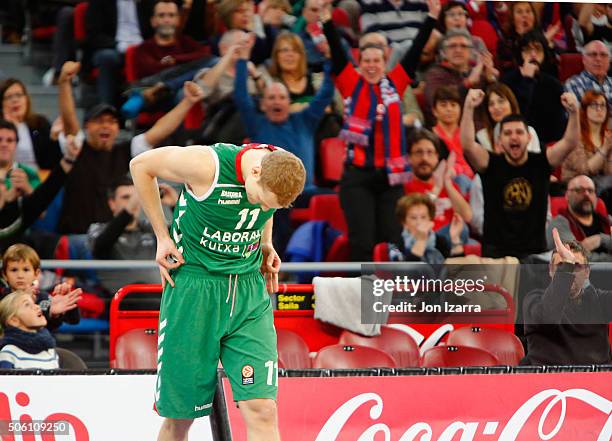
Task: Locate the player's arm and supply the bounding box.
[130,146,216,286]
[260,217,280,294]
[130,146,214,237]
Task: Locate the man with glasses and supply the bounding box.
[565,40,612,104]
[547,175,612,262]
[521,228,612,365]
[424,29,498,126]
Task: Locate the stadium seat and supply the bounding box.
[124,45,165,128]
[331,7,351,29]
[463,242,482,256]
[114,328,158,369]
[339,326,420,367]
[550,196,608,217]
[310,194,347,233]
[373,242,389,262]
[446,326,525,366]
[319,137,346,184]
[73,2,88,45]
[420,345,499,367]
[277,329,311,369]
[313,344,397,368]
[56,347,88,370]
[470,19,498,56]
[325,235,350,262]
[559,53,584,82]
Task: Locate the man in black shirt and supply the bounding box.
[522,228,612,365]
[56,61,204,235]
[547,175,612,262]
[460,89,580,259]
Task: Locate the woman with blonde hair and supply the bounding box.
[0,291,59,369]
[561,90,612,183]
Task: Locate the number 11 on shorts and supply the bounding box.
[265,360,278,386]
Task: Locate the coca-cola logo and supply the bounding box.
[316,390,612,441]
[0,392,89,441]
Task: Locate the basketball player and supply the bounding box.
[130,142,306,441]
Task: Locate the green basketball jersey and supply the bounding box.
[170,143,276,274]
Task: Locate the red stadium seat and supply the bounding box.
[73,2,88,45]
[319,137,346,184]
[277,329,311,369]
[373,242,389,262]
[559,53,584,82]
[325,235,350,262]
[421,345,499,367]
[550,196,608,217]
[114,328,158,369]
[124,45,164,128]
[331,7,351,29]
[470,19,499,56]
[339,326,420,367]
[313,344,397,368]
[463,242,482,256]
[446,326,525,366]
[310,194,347,233]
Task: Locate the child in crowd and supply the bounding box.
[389,193,465,264]
[431,85,474,191]
[1,244,81,331]
[0,290,59,369]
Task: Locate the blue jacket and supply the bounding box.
[234,60,335,188]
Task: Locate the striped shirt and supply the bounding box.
[0,345,59,370]
[359,0,428,47]
[564,70,612,103]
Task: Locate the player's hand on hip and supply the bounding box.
[261,243,280,294]
[156,237,185,288]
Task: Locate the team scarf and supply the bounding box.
[339,75,410,180]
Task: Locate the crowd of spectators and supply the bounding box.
[0,1,612,367]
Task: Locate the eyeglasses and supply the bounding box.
[585,51,609,58]
[568,187,596,195]
[446,11,468,18]
[588,103,607,110]
[3,92,25,101]
[445,43,472,50]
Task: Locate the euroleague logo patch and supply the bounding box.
[242,364,254,385]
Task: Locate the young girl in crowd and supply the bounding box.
[0,290,59,369]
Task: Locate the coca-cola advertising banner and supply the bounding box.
[0,375,213,441]
[223,372,612,440]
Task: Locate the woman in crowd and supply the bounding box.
[476,82,540,153]
[495,1,559,76]
[561,90,612,184]
[0,79,62,171]
[322,0,439,261]
[420,1,487,67]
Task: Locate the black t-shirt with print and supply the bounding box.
[481,152,552,258]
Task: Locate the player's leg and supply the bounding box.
[157,418,194,441]
[238,398,280,441]
[220,272,280,439]
[155,270,225,438]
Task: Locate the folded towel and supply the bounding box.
[313,276,392,336]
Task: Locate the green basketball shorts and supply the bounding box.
[154,265,279,419]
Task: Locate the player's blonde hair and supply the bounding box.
[260,151,306,208]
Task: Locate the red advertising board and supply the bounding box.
[223,372,612,440]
